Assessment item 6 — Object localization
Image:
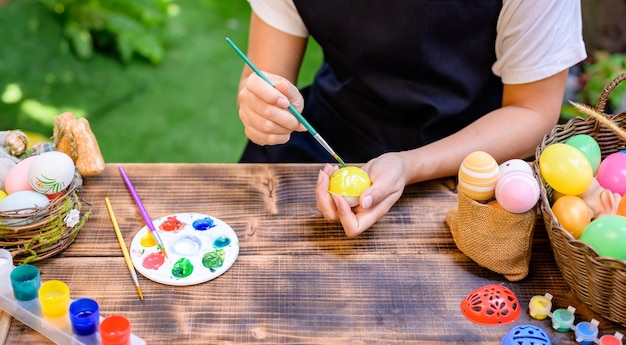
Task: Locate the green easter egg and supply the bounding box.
[580,215,626,261]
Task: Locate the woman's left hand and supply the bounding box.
[315,152,408,237]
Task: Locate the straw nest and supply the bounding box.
[0,178,91,264]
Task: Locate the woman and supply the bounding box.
[235,0,587,237]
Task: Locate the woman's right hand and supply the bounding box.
[238,71,306,146]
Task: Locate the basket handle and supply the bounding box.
[596,73,626,113]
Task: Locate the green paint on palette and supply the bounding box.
[171,258,194,278]
[202,249,225,271]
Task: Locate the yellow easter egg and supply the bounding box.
[329,166,372,207]
[458,151,500,201]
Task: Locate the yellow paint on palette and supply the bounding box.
[458,151,500,201]
[140,231,157,247]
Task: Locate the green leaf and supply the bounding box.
[64,20,93,60]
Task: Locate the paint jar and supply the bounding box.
[598,334,623,345]
[100,315,132,345]
[9,264,40,301]
[574,320,599,345]
[38,280,70,319]
[69,298,100,336]
[551,308,575,332]
[528,294,552,320]
[0,249,15,286]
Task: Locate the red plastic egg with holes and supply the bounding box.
[460,284,521,325]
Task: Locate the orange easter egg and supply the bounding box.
[458,151,500,201]
[551,195,591,239]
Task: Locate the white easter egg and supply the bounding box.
[28,151,75,195]
[0,190,50,226]
[499,159,533,178]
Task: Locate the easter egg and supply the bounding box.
[551,195,591,239]
[4,156,36,194]
[617,194,626,217]
[0,190,50,226]
[499,159,532,177]
[28,151,75,195]
[579,215,626,260]
[501,325,551,345]
[328,166,371,207]
[595,152,626,195]
[565,134,601,175]
[458,151,500,201]
[0,190,7,202]
[495,171,540,213]
[539,143,593,196]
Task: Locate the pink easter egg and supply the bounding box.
[4,156,36,194]
[596,152,626,195]
[495,171,540,213]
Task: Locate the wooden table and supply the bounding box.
[2,164,624,344]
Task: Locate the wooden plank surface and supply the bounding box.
[3,163,624,344]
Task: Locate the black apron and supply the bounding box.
[240,0,503,163]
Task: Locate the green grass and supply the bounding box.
[0,0,323,163]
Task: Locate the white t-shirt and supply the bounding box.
[247,0,587,85]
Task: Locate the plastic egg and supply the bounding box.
[501,325,551,345]
[595,152,626,195]
[0,190,7,202]
[579,215,626,260]
[0,190,50,226]
[539,143,593,196]
[28,151,75,195]
[551,195,591,239]
[328,166,371,207]
[4,156,36,194]
[499,159,532,177]
[458,151,499,201]
[495,171,540,213]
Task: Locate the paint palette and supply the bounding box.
[129,213,239,286]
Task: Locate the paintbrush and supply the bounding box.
[118,165,169,259]
[225,37,347,167]
[105,197,144,300]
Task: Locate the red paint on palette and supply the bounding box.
[159,216,185,231]
[142,252,165,270]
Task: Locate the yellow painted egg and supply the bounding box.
[329,166,372,207]
[458,151,500,201]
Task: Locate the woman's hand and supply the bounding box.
[238,72,306,146]
[315,152,408,237]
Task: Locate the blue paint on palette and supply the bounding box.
[213,236,231,249]
[192,217,216,231]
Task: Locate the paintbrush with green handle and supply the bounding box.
[226,37,347,167]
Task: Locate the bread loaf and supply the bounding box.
[53,112,105,176]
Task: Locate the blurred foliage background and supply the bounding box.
[2,0,626,162]
[0,0,322,163]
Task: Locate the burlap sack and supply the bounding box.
[445,189,536,281]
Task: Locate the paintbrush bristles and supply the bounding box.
[569,101,626,142]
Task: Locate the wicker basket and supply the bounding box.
[533,73,626,326]
[0,177,91,264]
